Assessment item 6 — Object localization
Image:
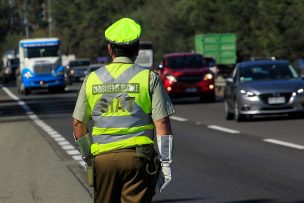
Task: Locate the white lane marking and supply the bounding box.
[264,139,304,150]
[58,141,70,146]
[67,150,81,155]
[2,86,19,100]
[62,144,76,150]
[72,155,83,161]
[1,85,86,167]
[170,116,188,122]
[208,125,240,134]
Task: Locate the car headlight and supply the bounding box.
[297,88,304,94]
[293,88,304,96]
[203,73,213,80]
[166,75,177,83]
[240,89,256,97]
[5,68,11,74]
[23,71,32,78]
[70,70,75,75]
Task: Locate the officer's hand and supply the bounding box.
[158,162,171,193]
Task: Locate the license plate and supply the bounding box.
[39,81,48,87]
[185,88,197,93]
[268,97,285,104]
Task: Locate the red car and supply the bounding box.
[157,52,215,102]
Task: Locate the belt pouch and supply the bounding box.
[86,165,94,187]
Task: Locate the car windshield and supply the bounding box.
[167,55,204,68]
[205,58,216,67]
[70,60,90,66]
[239,63,299,82]
[25,46,59,58]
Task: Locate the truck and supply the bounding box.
[1,49,19,83]
[16,38,65,95]
[194,33,237,77]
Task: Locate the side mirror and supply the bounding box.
[226,77,234,84]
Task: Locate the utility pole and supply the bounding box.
[48,0,52,37]
[24,0,29,38]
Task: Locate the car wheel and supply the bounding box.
[234,99,245,122]
[224,100,234,120]
[24,88,31,95]
[20,83,31,95]
[16,79,21,93]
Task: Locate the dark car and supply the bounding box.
[1,57,19,83]
[224,59,304,121]
[85,63,105,75]
[66,59,90,82]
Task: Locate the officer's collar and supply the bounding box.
[112,57,134,64]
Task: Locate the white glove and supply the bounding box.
[158,162,171,193]
[73,133,92,165]
[157,135,173,193]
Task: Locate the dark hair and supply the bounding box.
[110,40,140,58]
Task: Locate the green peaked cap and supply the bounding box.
[105,18,141,45]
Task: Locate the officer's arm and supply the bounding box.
[154,117,172,135]
[154,116,173,193]
[73,118,88,140]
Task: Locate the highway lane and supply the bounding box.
[172,96,304,147]
[2,82,304,202]
[154,119,304,203]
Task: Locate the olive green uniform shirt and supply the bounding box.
[73,56,175,122]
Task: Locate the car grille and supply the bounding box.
[259,93,292,105]
[34,63,54,74]
[74,68,87,73]
[177,75,202,83]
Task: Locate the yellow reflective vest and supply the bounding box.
[85,64,154,155]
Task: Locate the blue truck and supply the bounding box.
[16,38,65,95]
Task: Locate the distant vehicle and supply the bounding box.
[16,38,65,95]
[224,59,304,121]
[66,58,90,82]
[158,52,215,102]
[135,41,153,69]
[1,49,19,83]
[86,63,104,75]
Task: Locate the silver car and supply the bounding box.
[224,59,304,121]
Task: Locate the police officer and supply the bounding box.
[72,17,175,203]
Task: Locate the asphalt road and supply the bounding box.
[2,81,304,203]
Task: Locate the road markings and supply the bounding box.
[208,125,240,134]
[1,86,86,167]
[170,116,188,122]
[2,86,19,100]
[264,139,304,150]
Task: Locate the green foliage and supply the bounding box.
[2,0,304,64]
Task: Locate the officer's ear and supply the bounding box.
[107,43,115,60]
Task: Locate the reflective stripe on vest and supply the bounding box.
[91,136,154,156]
[86,64,154,154]
[92,129,154,144]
